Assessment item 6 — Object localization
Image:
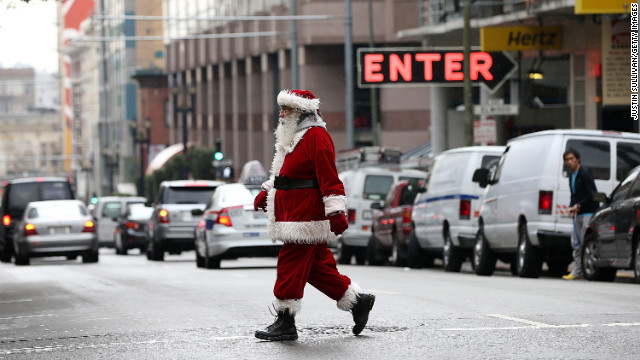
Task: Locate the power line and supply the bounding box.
[69,30,280,43]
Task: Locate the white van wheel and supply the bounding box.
[516,224,542,278]
[443,229,463,272]
[633,238,640,284]
[472,228,496,276]
[336,239,353,265]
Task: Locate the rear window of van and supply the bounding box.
[617,142,640,181]
[8,182,73,212]
[363,175,394,200]
[565,139,610,180]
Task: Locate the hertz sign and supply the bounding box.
[357,48,517,93]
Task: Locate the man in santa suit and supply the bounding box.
[253,89,375,341]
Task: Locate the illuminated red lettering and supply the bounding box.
[415,53,441,81]
[389,54,412,81]
[470,52,493,80]
[444,53,464,81]
[364,54,384,82]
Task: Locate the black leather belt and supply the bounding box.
[274,176,319,190]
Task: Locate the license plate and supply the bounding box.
[49,226,69,235]
[243,232,260,237]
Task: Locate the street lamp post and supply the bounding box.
[102,148,119,195]
[171,75,196,180]
[130,118,152,198]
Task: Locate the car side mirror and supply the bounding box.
[416,187,426,194]
[370,202,383,210]
[191,209,204,216]
[593,192,608,204]
[472,168,490,188]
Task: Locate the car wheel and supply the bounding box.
[443,229,463,272]
[148,235,164,261]
[582,233,617,282]
[336,238,353,265]
[367,236,385,266]
[66,255,78,261]
[516,223,542,278]
[390,232,408,267]
[14,252,29,266]
[82,250,99,263]
[196,247,205,268]
[634,239,640,284]
[407,230,433,268]
[0,245,13,263]
[472,228,496,276]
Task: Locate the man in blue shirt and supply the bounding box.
[563,147,598,280]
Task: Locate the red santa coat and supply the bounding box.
[264,126,347,244]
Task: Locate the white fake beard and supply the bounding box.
[275,112,299,149]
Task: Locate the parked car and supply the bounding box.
[368,179,423,266]
[409,146,504,271]
[192,183,280,269]
[472,129,640,278]
[335,167,427,265]
[582,165,640,283]
[147,180,224,261]
[113,203,154,255]
[0,177,75,263]
[12,199,98,265]
[91,196,147,248]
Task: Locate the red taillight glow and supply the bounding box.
[125,221,140,230]
[347,209,356,224]
[83,220,95,233]
[459,199,471,220]
[2,215,10,226]
[538,190,553,214]
[24,223,37,236]
[158,209,169,223]
[402,210,412,236]
[215,208,232,227]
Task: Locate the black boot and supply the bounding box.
[351,293,375,335]
[255,309,298,341]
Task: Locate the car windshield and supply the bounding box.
[28,203,86,220]
[221,186,253,204]
[164,186,216,204]
[8,182,73,212]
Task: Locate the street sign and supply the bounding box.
[473,104,519,116]
[357,48,518,93]
[212,159,234,167]
[474,117,497,144]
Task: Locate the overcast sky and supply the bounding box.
[0,0,59,73]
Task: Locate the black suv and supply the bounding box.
[0,177,75,262]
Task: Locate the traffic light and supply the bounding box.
[214,139,224,161]
[90,193,98,205]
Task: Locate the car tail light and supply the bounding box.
[402,209,412,236]
[2,215,10,226]
[459,199,471,220]
[82,220,95,233]
[347,209,356,224]
[215,208,232,227]
[125,221,140,230]
[24,223,38,236]
[538,191,553,214]
[158,209,170,223]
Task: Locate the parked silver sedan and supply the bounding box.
[193,183,280,269]
[12,200,99,265]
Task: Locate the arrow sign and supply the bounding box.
[357,48,518,94]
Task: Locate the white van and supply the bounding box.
[92,196,147,248]
[472,129,640,278]
[336,167,427,264]
[410,146,505,271]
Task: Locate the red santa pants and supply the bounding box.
[274,243,351,302]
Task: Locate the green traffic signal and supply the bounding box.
[214,151,224,161]
[90,197,98,205]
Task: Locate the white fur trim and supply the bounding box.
[270,128,309,179]
[323,195,348,216]
[261,179,274,192]
[278,90,320,112]
[337,283,362,311]
[269,219,335,244]
[275,299,302,315]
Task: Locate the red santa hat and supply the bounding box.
[277,89,320,113]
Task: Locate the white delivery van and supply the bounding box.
[336,167,427,265]
[472,129,640,278]
[410,146,505,271]
[92,196,147,248]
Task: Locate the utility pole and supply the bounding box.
[463,0,473,146]
[368,0,380,146]
[345,0,354,149]
[291,0,298,89]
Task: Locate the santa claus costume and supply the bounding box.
[254,89,375,341]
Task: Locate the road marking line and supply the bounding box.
[488,314,551,327]
[603,322,640,327]
[0,314,54,321]
[0,299,33,304]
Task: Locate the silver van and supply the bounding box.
[472,130,640,278]
[92,196,147,248]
